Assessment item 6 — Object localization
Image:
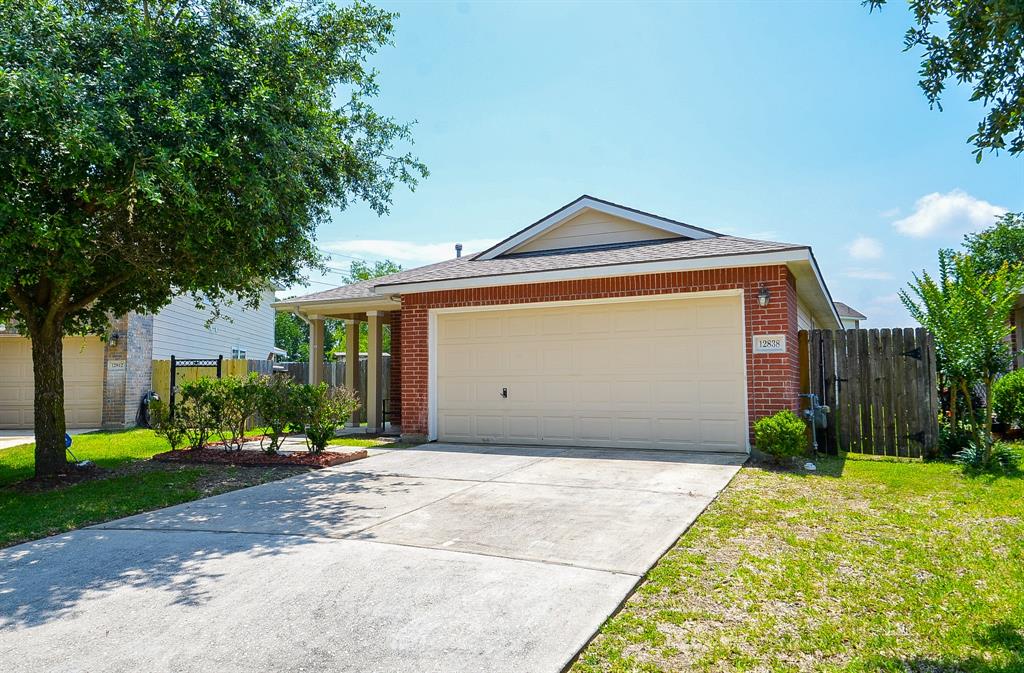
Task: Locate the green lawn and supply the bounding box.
[0,430,400,548]
[573,455,1024,673]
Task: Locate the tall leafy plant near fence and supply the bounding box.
[900,250,1024,455]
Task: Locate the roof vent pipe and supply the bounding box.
[455,243,463,258]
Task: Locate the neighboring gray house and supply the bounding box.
[834,302,867,329]
[151,290,280,360]
[0,288,280,431]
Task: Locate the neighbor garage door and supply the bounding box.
[0,336,104,429]
[436,294,747,451]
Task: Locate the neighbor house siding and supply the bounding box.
[151,289,277,360]
[398,265,800,442]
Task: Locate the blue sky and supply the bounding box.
[296,1,1024,326]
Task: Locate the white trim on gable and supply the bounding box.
[476,196,717,260]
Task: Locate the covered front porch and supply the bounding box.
[275,295,402,435]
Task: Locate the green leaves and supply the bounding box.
[0,0,427,335]
[866,0,1024,160]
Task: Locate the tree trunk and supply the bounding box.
[30,324,69,477]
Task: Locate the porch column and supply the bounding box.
[366,311,384,434]
[308,317,324,385]
[344,318,361,427]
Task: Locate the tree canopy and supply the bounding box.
[867,0,1024,160]
[0,0,426,476]
[964,212,1024,275]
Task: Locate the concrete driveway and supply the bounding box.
[0,443,744,673]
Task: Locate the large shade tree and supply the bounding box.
[0,0,426,476]
[867,0,1024,160]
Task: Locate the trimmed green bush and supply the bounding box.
[993,369,1024,429]
[292,383,360,453]
[754,409,808,461]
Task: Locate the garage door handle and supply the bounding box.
[500,387,508,398]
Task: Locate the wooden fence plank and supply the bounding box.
[845,328,861,454]
[835,330,851,453]
[821,329,837,454]
[924,329,940,455]
[861,329,874,453]
[880,329,895,456]
[868,330,884,454]
[892,328,908,457]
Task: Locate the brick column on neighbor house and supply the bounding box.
[398,264,801,443]
[101,312,153,429]
[388,311,402,427]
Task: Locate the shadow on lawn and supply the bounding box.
[874,622,1024,672]
[0,467,423,630]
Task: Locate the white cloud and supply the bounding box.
[880,207,901,219]
[322,238,502,267]
[846,236,884,260]
[892,189,1006,238]
[843,268,893,281]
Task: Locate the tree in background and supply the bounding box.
[901,251,1024,456]
[867,0,1024,161]
[964,212,1024,275]
[0,1,426,476]
[275,260,402,360]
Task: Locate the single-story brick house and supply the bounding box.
[0,290,281,430]
[275,196,841,452]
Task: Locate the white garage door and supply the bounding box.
[436,294,748,452]
[0,336,105,429]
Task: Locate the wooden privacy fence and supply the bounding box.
[801,328,939,458]
[151,358,277,403]
[278,356,391,422]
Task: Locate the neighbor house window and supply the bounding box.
[231,347,247,359]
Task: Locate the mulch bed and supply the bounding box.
[152,447,367,468]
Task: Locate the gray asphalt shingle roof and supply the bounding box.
[284,235,805,304]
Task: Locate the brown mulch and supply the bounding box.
[152,447,368,468]
[12,462,105,492]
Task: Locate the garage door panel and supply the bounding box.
[696,301,738,329]
[437,295,747,452]
[0,336,103,429]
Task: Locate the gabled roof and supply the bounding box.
[476,195,719,260]
[834,302,867,320]
[273,196,842,329]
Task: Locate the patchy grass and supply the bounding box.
[572,456,1024,673]
[328,436,417,450]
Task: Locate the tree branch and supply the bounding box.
[65,274,133,314]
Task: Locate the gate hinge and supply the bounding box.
[901,347,922,361]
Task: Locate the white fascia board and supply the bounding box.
[375,249,812,294]
[272,297,400,315]
[477,197,716,261]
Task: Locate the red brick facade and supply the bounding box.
[397,265,800,443]
[387,313,402,425]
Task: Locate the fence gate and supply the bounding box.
[801,328,939,458]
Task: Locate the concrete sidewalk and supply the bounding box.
[0,443,744,673]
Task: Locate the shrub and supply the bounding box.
[255,374,295,454]
[993,369,1024,429]
[292,383,360,453]
[938,420,976,459]
[754,409,808,461]
[176,377,222,450]
[217,374,262,450]
[955,438,1021,474]
[150,397,186,450]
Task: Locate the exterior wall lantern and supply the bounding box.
[757,285,771,308]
